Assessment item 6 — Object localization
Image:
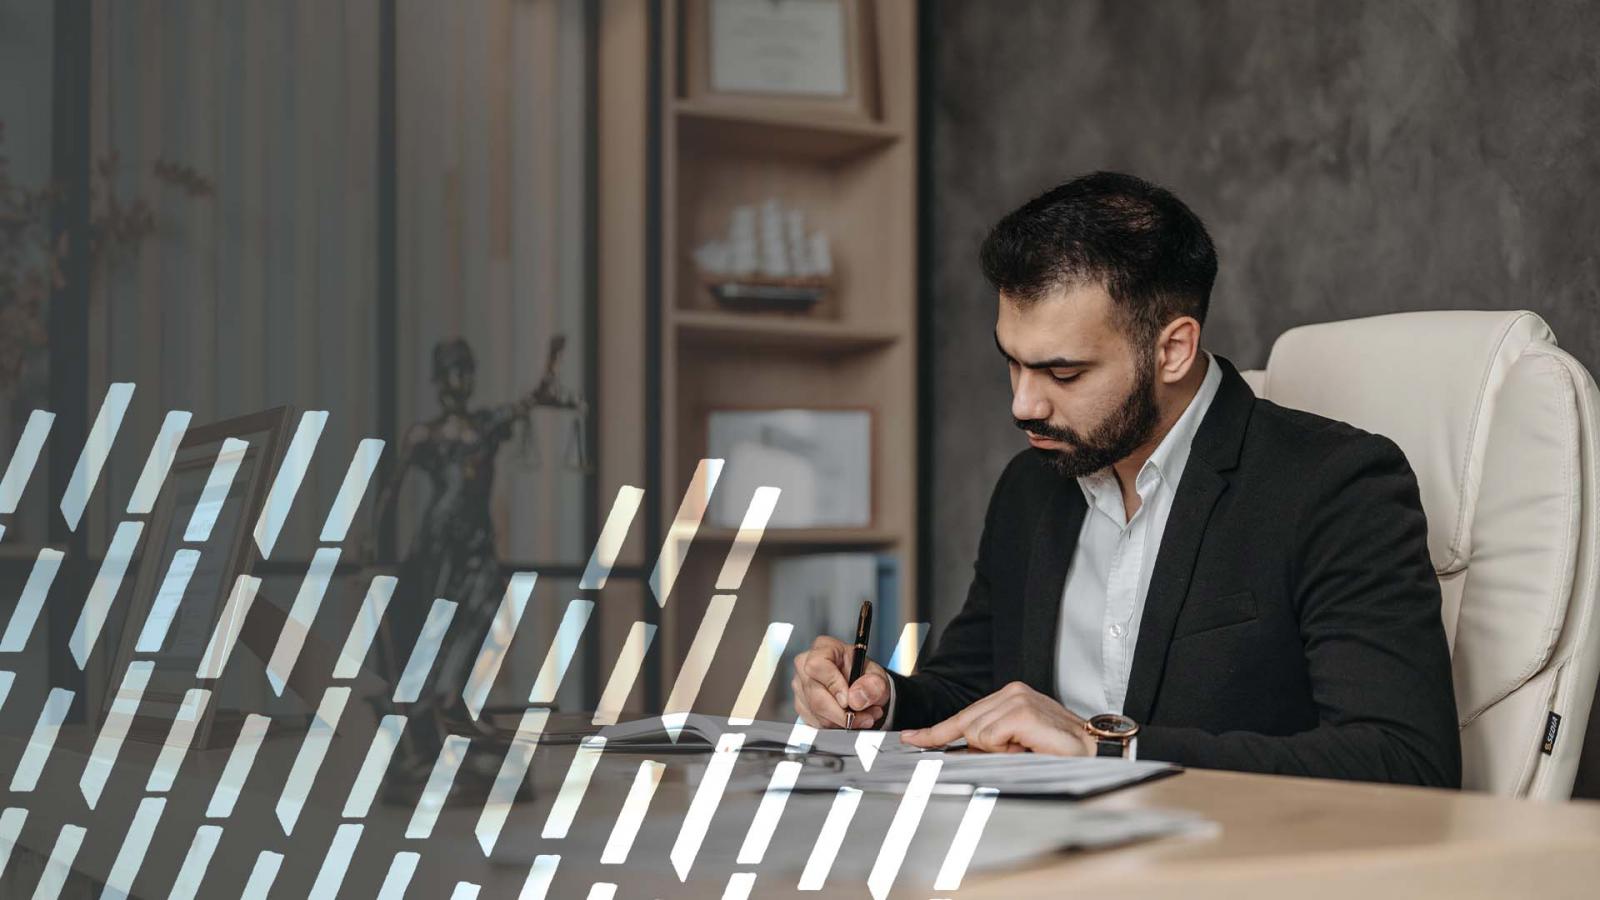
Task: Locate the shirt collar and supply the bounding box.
[1142,350,1222,492]
[1078,351,1223,511]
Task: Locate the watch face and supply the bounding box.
[1089,714,1138,736]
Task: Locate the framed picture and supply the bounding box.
[705,407,873,529]
[98,407,290,744]
[683,0,881,121]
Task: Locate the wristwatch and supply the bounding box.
[1084,713,1140,759]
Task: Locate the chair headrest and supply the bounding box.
[1263,310,1556,574]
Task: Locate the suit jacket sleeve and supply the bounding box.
[885,456,1022,728]
[1138,434,1463,787]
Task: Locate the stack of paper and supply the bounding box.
[567,715,1180,800]
[791,749,1180,799]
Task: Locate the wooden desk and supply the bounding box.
[964,768,1600,899]
[4,726,1599,898]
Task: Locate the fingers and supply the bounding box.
[901,707,974,748]
[799,638,853,701]
[965,697,1027,752]
[846,669,890,712]
[926,687,1089,756]
[807,634,850,666]
[807,680,851,727]
[907,698,1026,752]
[975,708,1068,755]
[791,669,851,728]
[792,675,819,727]
[900,681,1032,748]
[849,705,886,730]
[797,684,883,729]
[792,673,834,727]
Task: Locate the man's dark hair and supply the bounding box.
[979,171,1217,347]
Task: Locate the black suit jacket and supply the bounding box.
[893,355,1462,787]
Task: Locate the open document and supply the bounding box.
[584,714,1180,799]
[787,748,1180,799]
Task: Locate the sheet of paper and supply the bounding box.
[789,750,1180,798]
[592,715,961,756]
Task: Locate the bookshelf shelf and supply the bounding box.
[674,309,900,353]
[674,98,902,162]
[694,527,901,548]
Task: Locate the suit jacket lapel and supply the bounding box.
[1120,467,1226,721]
[1019,477,1084,693]
[1122,355,1254,722]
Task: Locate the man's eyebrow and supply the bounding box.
[993,331,1092,370]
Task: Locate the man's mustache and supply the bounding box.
[1015,418,1081,445]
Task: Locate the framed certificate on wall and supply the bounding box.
[684,0,881,121]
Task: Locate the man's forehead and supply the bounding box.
[995,285,1116,354]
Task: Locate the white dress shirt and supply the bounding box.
[1054,352,1221,717]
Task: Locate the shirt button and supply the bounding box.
[1108,623,1125,638]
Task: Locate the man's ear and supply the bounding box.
[1156,316,1202,384]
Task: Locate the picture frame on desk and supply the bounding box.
[683,0,882,122]
[705,406,874,529]
[97,407,290,746]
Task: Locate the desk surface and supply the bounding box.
[5,726,1600,898]
[965,767,1600,899]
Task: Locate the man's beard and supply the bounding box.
[1016,358,1160,479]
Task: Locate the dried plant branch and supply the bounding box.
[0,119,214,389]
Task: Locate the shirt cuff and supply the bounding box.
[884,675,898,730]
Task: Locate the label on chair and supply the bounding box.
[1542,712,1562,755]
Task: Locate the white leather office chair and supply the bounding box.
[1239,310,1600,798]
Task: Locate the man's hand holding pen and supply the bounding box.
[792,635,892,730]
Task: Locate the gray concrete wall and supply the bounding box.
[924,0,1600,792]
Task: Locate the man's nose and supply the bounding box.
[1011,372,1051,422]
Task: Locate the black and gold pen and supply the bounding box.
[844,599,873,730]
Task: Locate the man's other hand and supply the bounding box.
[792,635,890,729]
[900,681,1095,755]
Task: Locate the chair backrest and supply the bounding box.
[1241,310,1600,798]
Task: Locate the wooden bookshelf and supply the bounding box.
[656,0,918,716]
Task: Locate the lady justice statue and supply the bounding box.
[365,335,585,766]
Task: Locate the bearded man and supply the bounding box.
[792,172,1461,787]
